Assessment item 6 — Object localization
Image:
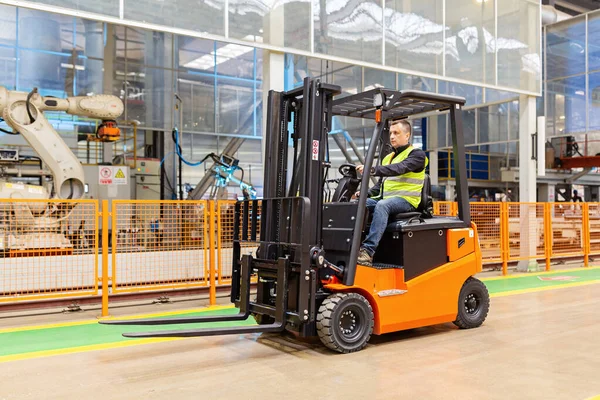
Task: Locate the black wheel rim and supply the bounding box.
[337,305,366,344]
[463,291,483,319]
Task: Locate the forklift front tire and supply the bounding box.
[453,277,490,329]
[317,293,374,353]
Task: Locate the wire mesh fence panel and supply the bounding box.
[111,200,209,293]
[588,203,600,256]
[0,199,99,302]
[216,200,260,285]
[550,203,585,257]
[507,203,546,261]
[470,203,502,262]
[434,201,456,216]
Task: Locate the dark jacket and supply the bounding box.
[367,144,427,198]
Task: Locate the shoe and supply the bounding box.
[357,248,373,265]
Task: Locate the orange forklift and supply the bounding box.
[102,78,490,353]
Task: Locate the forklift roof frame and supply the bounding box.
[330,88,470,285]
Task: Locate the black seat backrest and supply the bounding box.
[331,176,360,202]
[419,174,434,218]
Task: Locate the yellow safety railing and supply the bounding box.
[0,198,99,302]
[110,200,211,294]
[3,198,600,316]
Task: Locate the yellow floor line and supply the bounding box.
[481,266,600,281]
[0,305,234,334]
[0,337,182,364]
[490,279,600,298]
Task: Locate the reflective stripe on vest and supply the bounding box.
[380,146,428,208]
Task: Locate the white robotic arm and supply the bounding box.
[0,86,124,199]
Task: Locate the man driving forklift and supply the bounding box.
[355,119,428,265]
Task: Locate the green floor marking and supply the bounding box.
[3,268,600,359]
[0,307,254,357]
[482,268,600,294]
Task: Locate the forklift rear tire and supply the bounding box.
[453,277,490,329]
[317,293,374,353]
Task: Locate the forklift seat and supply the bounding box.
[389,174,433,222]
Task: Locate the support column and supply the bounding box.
[103,24,116,164]
[518,94,539,272]
[262,6,285,175]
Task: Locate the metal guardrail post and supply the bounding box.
[500,202,509,276]
[583,202,590,268]
[544,203,552,272]
[101,199,110,317]
[209,200,217,305]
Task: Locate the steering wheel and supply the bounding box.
[338,163,357,178]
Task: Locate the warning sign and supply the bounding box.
[312,140,319,160]
[99,166,128,185]
[537,275,579,282]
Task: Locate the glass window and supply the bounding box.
[123,28,173,68]
[121,63,173,129]
[438,81,482,106]
[547,75,586,135]
[588,13,600,73]
[26,0,120,17]
[508,101,519,141]
[445,0,495,85]
[217,78,254,135]
[18,9,73,53]
[75,20,105,60]
[0,47,16,89]
[215,42,255,80]
[256,81,263,137]
[0,5,17,46]
[497,0,541,93]
[18,50,70,94]
[229,0,310,51]
[178,36,215,73]
[384,0,443,75]
[588,72,600,131]
[364,68,395,90]
[333,62,362,97]
[398,74,435,92]
[76,58,103,96]
[479,104,508,144]
[177,71,215,133]
[314,0,383,64]
[546,16,586,80]
[124,0,225,37]
[485,88,518,103]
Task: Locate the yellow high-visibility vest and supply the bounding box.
[377,146,428,208]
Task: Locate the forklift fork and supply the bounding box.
[100,256,289,338]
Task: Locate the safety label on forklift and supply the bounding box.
[312,140,319,160]
[99,166,128,185]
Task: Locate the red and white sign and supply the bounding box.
[98,166,128,185]
[312,140,319,160]
[537,275,579,282]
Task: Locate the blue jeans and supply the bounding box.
[362,197,415,256]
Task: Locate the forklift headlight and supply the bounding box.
[373,92,385,108]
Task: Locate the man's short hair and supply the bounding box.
[390,119,411,136]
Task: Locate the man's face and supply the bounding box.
[389,124,410,149]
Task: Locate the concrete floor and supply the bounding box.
[1,284,600,400]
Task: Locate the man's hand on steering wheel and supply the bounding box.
[356,165,364,174]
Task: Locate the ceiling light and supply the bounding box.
[183,35,259,71]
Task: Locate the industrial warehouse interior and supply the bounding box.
[1,0,600,399]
